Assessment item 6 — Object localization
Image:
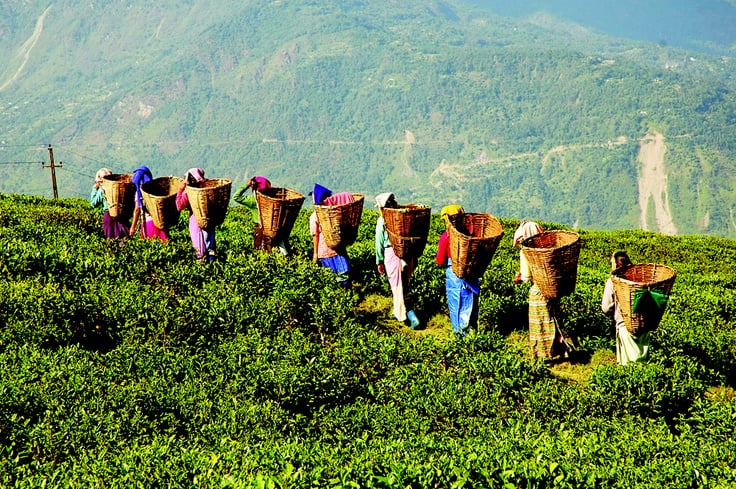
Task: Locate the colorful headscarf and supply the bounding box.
[311,183,332,205]
[513,220,543,247]
[132,166,153,208]
[184,167,205,184]
[251,176,271,192]
[441,204,464,221]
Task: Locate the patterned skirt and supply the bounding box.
[528,284,566,358]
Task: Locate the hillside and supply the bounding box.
[2,1,736,237]
[1,194,736,487]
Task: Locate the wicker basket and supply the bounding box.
[381,204,431,237]
[140,176,184,230]
[448,213,504,279]
[386,228,429,260]
[256,187,306,240]
[314,193,365,249]
[100,173,135,220]
[184,178,232,229]
[521,230,581,299]
[611,263,676,335]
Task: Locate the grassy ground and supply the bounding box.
[356,293,618,384]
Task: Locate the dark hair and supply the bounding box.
[613,251,632,269]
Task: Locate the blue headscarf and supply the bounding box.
[311,183,332,205]
[132,165,152,208]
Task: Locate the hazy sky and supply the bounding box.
[464,0,736,54]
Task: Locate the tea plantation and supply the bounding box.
[0,194,735,488]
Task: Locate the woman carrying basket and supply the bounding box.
[375,192,420,329]
[436,204,479,339]
[90,167,129,240]
[129,165,169,242]
[309,183,353,288]
[512,221,572,360]
[233,176,289,255]
[176,167,217,262]
[601,251,650,365]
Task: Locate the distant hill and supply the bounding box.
[1,0,736,236]
[466,0,736,56]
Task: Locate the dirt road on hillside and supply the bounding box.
[637,131,678,234]
[0,6,51,92]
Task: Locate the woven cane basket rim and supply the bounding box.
[101,173,134,219]
[521,230,581,299]
[185,178,232,229]
[448,213,504,279]
[314,193,365,249]
[611,263,676,334]
[141,176,184,230]
[255,187,306,239]
[381,204,431,237]
[386,228,428,260]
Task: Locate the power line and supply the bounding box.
[0,144,46,149]
[0,161,43,165]
[55,145,108,166]
[59,166,95,179]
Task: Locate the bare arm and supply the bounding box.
[130,206,141,237]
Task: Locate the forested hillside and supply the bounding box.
[2,1,736,236]
[1,194,735,487]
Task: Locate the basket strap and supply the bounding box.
[140,206,149,238]
[254,191,262,225]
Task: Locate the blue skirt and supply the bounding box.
[445,266,479,337]
[319,254,351,288]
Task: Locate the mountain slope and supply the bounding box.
[1,1,736,236]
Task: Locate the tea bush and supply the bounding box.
[0,195,735,487]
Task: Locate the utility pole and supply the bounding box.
[42,144,62,199]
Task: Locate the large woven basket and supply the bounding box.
[101,173,135,220]
[184,178,232,229]
[381,204,431,237]
[141,176,184,230]
[386,228,429,260]
[521,230,581,299]
[611,263,676,335]
[448,213,504,279]
[256,187,305,240]
[314,193,365,249]
[381,204,431,259]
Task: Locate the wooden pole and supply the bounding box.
[43,144,62,199]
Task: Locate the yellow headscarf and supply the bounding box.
[441,204,464,225]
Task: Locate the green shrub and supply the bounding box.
[1,195,736,487]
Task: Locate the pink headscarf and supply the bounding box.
[513,220,543,247]
[184,167,205,184]
[251,176,271,191]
